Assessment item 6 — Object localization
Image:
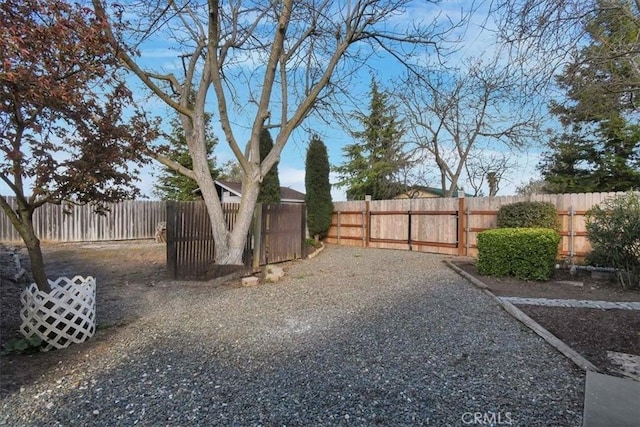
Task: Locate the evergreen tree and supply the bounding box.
[334,78,408,200]
[305,135,333,240]
[153,114,219,201]
[258,128,281,204]
[540,0,640,192]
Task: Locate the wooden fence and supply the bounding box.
[166,201,306,279]
[0,197,166,242]
[325,192,636,261]
[256,203,307,265]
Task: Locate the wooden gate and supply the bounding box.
[166,201,306,279]
[257,203,307,265]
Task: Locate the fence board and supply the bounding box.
[0,196,166,242]
[260,204,306,265]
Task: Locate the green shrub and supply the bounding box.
[477,228,561,280]
[586,192,640,289]
[497,201,560,231]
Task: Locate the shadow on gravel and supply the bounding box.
[4,278,585,426]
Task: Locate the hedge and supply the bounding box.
[497,201,560,231]
[477,228,561,280]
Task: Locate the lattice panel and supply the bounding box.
[20,276,96,351]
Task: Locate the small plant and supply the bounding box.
[586,192,640,289]
[497,201,560,231]
[305,238,319,248]
[1,335,43,356]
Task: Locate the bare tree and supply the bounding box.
[493,0,640,98]
[465,151,516,196]
[516,178,548,195]
[400,53,539,197]
[93,0,459,265]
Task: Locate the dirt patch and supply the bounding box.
[0,241,169,394]
[1,240,168,340]
[453,260,640,377]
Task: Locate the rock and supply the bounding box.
[265,265,285,283]
[241,276,259,287]
[557,280,584,287]
[267,265,284,278]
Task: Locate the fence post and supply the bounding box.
[166,201,177,279]
[252,203,262,269]
[465,206,470,255]
[457,191,466,256]
[365,195,371,247]
[300,204,307,259]
[407,209,412,251]
[569,205,575,264]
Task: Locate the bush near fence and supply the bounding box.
[477,228,561,280]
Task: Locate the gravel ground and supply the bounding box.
[1,245,584,426]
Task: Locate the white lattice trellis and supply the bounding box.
[20,276,96,351]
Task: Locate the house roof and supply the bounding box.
[396,186,474,198]
[215,180,305,202]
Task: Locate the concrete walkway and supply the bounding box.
[583,372,640,427]
[498,297,640,310]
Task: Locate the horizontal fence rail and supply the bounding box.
[0,197,166,242]
[326,191,636,261]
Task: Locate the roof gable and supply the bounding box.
[214,180,305,202]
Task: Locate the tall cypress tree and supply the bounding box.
[305,135,333,240]
[258,128,281,204]
[334,78,408,200]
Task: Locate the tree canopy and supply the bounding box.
[0,0,156,291]
[154,115,219,201]
[92,0,452,265]
[335,78,408,200]
[258,129,281,205]
[539,0,640,193]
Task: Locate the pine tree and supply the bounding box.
[305,135,333,239]
[540,0,640,192]
[154,114,219,201]
[334,78,408,200]
[258,128,281,204]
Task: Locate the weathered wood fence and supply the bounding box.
[166,201,306,279]
[0,197,166,242]
[255,203,307,266]
[325,192,635,261]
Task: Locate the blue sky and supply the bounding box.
[127,0,550,201]
[2,1,549,201]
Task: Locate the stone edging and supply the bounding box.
[444,259,600,374]
[307,241,325,259]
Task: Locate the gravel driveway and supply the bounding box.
[1,245,584,426]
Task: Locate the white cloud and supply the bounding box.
[279,166,305,193]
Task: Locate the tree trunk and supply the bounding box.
[15,210,51,293]
[24,234,50,293]
[224,179,261,265]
